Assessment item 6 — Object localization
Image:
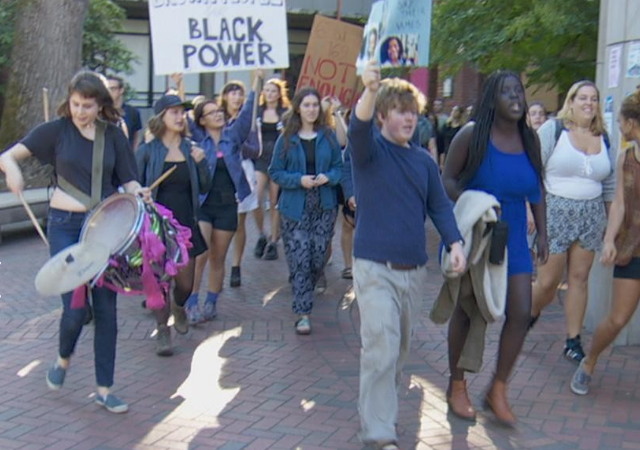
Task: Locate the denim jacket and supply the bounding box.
[199,91,255,203]
[136,137,211,223]
[269,128,343,221]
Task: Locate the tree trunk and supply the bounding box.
[0,0,89,188]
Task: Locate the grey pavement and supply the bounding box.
[0,216,639,449]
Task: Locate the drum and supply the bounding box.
[80,193,188,298]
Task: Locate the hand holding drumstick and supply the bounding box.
[134,165,178,204]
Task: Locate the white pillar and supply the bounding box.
[588,0,640,345]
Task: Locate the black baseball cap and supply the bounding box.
[153,95,193,115]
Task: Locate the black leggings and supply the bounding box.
[155,257,196,324]
[448,273,532,382]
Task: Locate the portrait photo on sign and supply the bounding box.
[358,25,379,63]
[380,34,418,67]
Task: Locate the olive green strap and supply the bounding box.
[57,120,106,209]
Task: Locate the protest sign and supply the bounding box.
[148,1,289,75]
[356,0,432,74]
[297,15,363,108]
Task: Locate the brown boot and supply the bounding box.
[484,380,516,426]
[447,379,476,421]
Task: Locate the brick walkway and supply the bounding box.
[0,217,639,449]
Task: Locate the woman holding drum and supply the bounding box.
[136,94,211,355]
[0,71,146,413]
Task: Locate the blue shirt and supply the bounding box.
[269,128,343,221]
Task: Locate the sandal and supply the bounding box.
[341,267,353,280]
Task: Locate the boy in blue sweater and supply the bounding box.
[350,61,466,448]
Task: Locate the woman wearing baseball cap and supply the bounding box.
[135,93,211,356]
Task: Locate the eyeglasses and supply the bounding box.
[203,109,225,118]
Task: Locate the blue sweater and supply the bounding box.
[269,128,343,221]
[349,116,462,265]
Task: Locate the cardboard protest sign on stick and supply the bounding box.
[356,0,432,74]
[149,1,289,75]
[297,15,363,108]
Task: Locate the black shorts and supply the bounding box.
[614,257,640,280]
[342,203,355,227]
[198,202,238,232]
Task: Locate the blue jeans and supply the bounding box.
[47,208,118,388]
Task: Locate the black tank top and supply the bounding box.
[156,161,193,227]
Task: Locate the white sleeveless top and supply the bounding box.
[544,131,611,200]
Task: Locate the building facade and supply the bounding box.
[114,0,372,109]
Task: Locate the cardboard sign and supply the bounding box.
[148,1,289,75]
[356,0,432,74]
[296,15,363,108]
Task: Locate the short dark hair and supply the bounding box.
[57,71,119,123]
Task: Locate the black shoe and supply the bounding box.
[263,242,278,260]
[563,335,585,364]
[230,266,241,287]
[254,235,267,258]
[528,314,539,330]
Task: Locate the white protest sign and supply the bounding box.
[356,0,432,74]
[148,1,289,75]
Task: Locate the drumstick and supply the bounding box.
[149,165,177,190]
[17,191,49,247]
[42,88,49,122]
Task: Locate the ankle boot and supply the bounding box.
[484,379,516,426]
[155,325,173,357]
[447,379,476,421]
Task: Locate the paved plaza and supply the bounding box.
[0,217,639,449]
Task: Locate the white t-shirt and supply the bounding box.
[544,131,611,200]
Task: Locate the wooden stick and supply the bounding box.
[42,88,49,122]
[149,165,177,190]
[17,192,49,247]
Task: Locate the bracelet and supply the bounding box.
[446,239,464,252]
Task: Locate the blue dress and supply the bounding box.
[466,141,541,275]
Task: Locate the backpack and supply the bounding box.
[547,119,610,164]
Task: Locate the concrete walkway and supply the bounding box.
[0,217,638,449]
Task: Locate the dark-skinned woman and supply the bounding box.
[441,71,548,426]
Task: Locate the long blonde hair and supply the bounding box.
[557,80,606,135]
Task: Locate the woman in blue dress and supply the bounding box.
[442,71,548,426]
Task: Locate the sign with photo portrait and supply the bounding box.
[356,0,432,74]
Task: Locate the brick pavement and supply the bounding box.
[0,217,639,449]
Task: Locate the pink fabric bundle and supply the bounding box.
[70,203,192,309]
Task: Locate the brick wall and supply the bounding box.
[435,64,484,114]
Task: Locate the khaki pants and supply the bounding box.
[354,257,428,443]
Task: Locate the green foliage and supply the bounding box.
[431,0,600,93]
[82,0,137,74]
[381,66,411,79]
[0,0,18,72]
